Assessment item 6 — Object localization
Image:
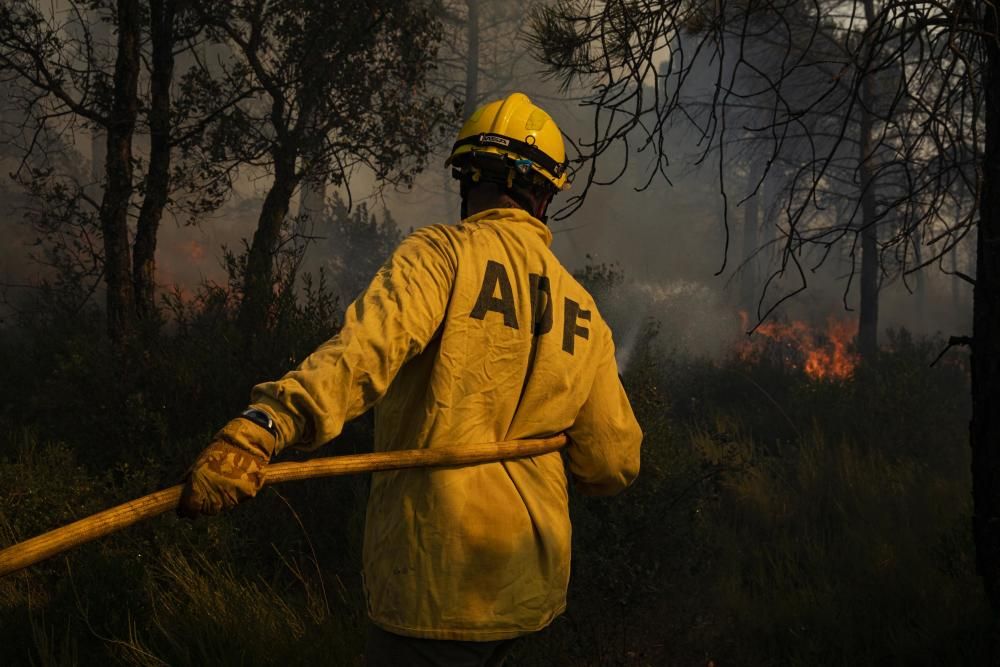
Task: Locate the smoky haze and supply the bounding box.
[0,0,973,356]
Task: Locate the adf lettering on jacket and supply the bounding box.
[471,259,591,354]
[248,207,643,641]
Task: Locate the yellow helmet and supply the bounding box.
[445,92,570,191]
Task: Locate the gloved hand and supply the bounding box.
[178,416,277,518]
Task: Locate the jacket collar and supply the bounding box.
[462,208,553,248]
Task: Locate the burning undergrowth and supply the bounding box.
[737,311,860,381]
[582,267,862,383]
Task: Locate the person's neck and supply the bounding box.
[466,194,523,217]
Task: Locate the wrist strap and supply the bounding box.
[240,408,278,438]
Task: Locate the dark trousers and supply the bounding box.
[365,623,518,667]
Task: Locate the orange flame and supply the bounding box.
[739,311,859,380]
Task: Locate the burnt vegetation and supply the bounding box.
[0,0,996,665]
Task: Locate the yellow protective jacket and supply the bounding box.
[250,208,642,640]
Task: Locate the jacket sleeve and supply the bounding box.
[249,226,457,453]
[565,335,643,496]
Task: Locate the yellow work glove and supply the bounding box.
[177,414,277,518]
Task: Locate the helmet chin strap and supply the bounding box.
[460,179,470,219]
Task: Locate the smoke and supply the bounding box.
[0,0,974,347]
[589,275,745,373]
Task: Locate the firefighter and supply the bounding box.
[179,92,643,666]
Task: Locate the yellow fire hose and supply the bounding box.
[0,434,567,578]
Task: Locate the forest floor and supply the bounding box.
[0,280,991,666]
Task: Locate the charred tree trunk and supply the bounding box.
[91,132,105,185]
[133,0,176,321]
[857,112,879,360]
[951,244,962,318]
[857,0,880,360]
[464,0,479,115]
[972,0,1000,638]
[741,158,763,314]
[90,7,110,188]
[760,163,783,272]
[99,0,141,343]
[953,203,962,315]
[910,224,926,329]
[239,150,299,332]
